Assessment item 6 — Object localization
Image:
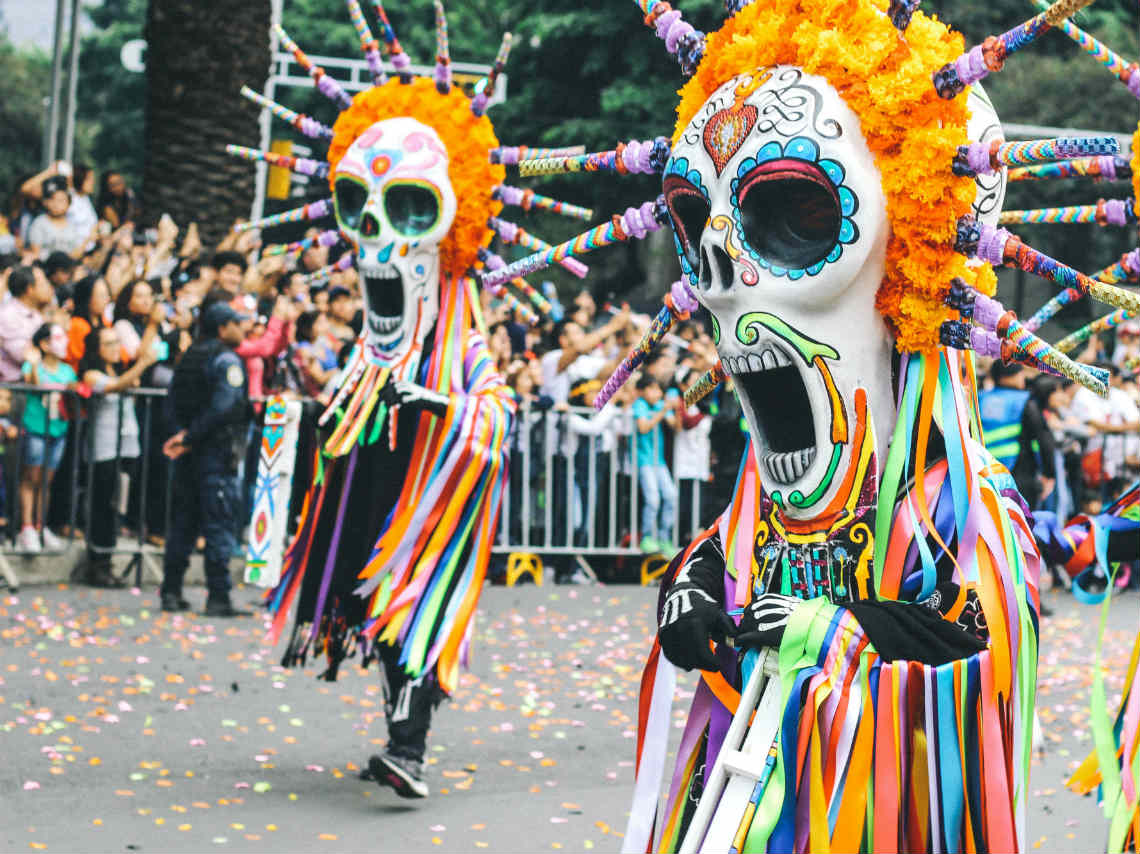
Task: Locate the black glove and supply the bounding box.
[381,379,450,417]
[658,583,737,672]
[734,593,800,650]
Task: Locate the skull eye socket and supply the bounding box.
[384,182,441,237]
[736,160,840,270]
[663,175,709,272]
[334,177,368,231]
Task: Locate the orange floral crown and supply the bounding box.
[327,77,505,282]
[674,0,995,353]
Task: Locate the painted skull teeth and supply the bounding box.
[720,347,793,373]
[722,339,819,486]
[763,447,817,485]
[362,269,406,342]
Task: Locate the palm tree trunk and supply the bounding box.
[143,0,271,247]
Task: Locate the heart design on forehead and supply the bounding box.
[702,105,758,176]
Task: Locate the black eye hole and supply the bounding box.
[334,177,368,230]
[664,175,710,271]
[384,182,441,237]
[737,161,840,269]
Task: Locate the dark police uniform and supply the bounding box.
[161,336,249,605]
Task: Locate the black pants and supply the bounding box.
[161,454,239,598]
[378,643,440,761]
[88,458,137,565]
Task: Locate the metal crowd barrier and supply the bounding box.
[492,404,709,559]
[0,386,713,590]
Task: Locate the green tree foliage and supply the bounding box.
[0,30,50,207]
[78,0,147,180]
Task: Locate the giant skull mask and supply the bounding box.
[665,67,1004,522]
[332,117,458,366]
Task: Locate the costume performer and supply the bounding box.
[1035,483,1140,853]
[475,0,1135,847]
[231,1,574,799]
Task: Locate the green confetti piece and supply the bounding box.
[277,705,290,713]
[221,719,237,728]
[253,782,271,793]
[289,718,303,727]
[119,616,135,626]
[129,772,146,781]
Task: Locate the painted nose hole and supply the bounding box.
[361,212,380,237]
[702,243,733,292]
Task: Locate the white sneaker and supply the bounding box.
[41,529,65,551]
[18,527,41,552]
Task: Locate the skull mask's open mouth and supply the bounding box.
[722,342,819,485]
[362,269,405,340]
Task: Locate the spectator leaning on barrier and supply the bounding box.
[0,265,53,383]
[96,171,139,229]
[77,326,158,587]
[161,302,251,617]
[18,323,77,553]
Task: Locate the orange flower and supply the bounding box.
[674,0,984,353]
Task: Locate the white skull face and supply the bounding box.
[332,118,457,364]
[666,67,893,520]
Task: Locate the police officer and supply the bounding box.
[160,303,251,616]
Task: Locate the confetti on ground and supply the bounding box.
[1,584,1127,852]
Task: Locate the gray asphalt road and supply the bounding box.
[1,583,1135,853]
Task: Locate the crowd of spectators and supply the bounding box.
[0,161,1137,590]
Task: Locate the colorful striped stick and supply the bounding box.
[1031,0,1140,99]
[471,32,512,116]
[595,280,699,409]
[226,145,330,178]
[300,250,354,285]
[488,217,588,278]
[480,197,668,290]
[518,138,670,177]
[492,184,592,220]
[683,361,727,407]
[433,0,451,93]
[942,281,1108,393]
[370,1,412,81]
[475,249,541,324]
[234,198,333,232]
[953,137,1118,177]
[240,87,334,141]
[1023,286,1082,332]
[1056,309,1136,354]
[274,25,354,110]
[491,146,586,164]
[262,229,340,256]
[955,216,1140,315]
[1007,156,1129,182]
[345,0,386,86]
[933,0,1097,98]
[997,198,1137,226]
[1091,248,1140,283]
[631,0,706,77]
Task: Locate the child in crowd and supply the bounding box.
[632,374,679,554]
[19,323,77,551]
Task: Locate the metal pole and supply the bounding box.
[62,0,81,165]
[251,0,283,221]
[45,0,67,166]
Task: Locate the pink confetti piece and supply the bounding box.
[430,825,446,832]
[118,701,133,712]
[189,739,206,747]
[550,817,569,824]
[234,782,251,789]
[305,765,324,772]
[23,781,40,790]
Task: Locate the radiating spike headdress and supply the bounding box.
[228,2,597,368]
[483,0,1135,851]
